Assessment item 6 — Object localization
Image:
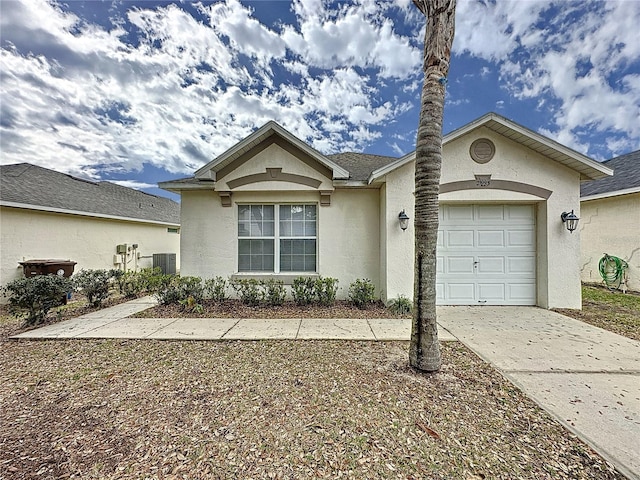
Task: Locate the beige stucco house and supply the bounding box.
[160,113,611,309]
[0,163,181,294]
[580,150,640,292]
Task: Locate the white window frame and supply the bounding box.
[237,203,317,274]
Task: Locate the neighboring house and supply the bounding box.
[160,113,612,309]
[580,150,640,292]
[0,163,181,293]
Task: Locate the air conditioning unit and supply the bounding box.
[153,253,176,275]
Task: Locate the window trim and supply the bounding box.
[237,203,318,274]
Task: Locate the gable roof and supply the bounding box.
[1,163,180,225]
[368,113,613,184]
[195,121,350,181]
[327,152,397,182]
[581,150,640,200]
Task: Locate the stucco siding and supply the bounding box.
[179,188,381,300]
[580,193,640,292]
[1,206,180,294]
[217,143,334,192]
[382,161,415,302]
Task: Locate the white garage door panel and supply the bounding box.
[507,256,535,274]
[438,204,536,306]
[477,230,505,247]
[447,230,474,247]
[509,283,536,301]
[508,230,535,247]
[477,283,505,301]
[476,205,505,221]
[447,256,475,273]
[447,283,475,301]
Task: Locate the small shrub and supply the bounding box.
[179,295,204,313]
[155,275,203,305]
[231,278,261,306]
[348,278,376,309]
[2,275,73,326]
[137,267,165,293]
[114,271,144,298]
[73,269,113,307]
[261,279,286,306]
[387,295,412,315]
[292,277,316,306]
[205,276,228,303]
[315,277,339,306]
[155,275,181,305]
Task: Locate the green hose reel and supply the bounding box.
[598,253,629,291]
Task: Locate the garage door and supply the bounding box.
[437,204,536,305]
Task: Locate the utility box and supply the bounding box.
[153,253,176,275]
[116,244,128,254]
[19,259,77,278]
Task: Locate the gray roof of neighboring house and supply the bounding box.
[0,163,180,224]
[581,150,640,197]
[326,152,398,181]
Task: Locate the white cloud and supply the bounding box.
[110,180,157,190]
[456,0,640,155]
[1,0,638,182]
[282,1,420,79]
[0,0,419,178]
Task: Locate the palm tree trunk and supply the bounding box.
[410,0,456,372]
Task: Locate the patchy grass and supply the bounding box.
[0,340,622,479]
[555,285,640,341]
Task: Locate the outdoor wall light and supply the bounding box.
[398,210,410,231]
[561,210,579,233]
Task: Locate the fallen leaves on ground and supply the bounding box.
[0,340,622,479]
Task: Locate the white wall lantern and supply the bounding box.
[398,210,410,231]
[561,210,579,233]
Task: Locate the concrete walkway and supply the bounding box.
[11,298,640,479]
[10,296,457,341]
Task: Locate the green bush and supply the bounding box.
[315,277,339,306]
[292,277,316,306]
[112,271,141,298]
[137,267,165,293]
[205,276,228,303]
[179,295,204,313]
[261,279,286,306]
[2,275,73,326]
[73,269,113,307]
[230,278,261,306]
[387,295,412,315]
[348,278,376,309]
[155,275,204,305]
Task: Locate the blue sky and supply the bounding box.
[1,0,639,201]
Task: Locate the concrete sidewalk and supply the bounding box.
[10,298,640,479]
[9,296,457,341]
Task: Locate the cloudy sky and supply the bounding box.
[1,0,639,200]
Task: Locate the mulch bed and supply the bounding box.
[133,299,410,319]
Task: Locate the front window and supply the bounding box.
[238,204,317,273]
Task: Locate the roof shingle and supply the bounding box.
[581,150,640,197]
[326,152,398,182]
[0,163,180,224]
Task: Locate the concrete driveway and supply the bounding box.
[438,306,640,480]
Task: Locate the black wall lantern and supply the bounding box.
[561,210,579,233]
[398,210,410,231]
